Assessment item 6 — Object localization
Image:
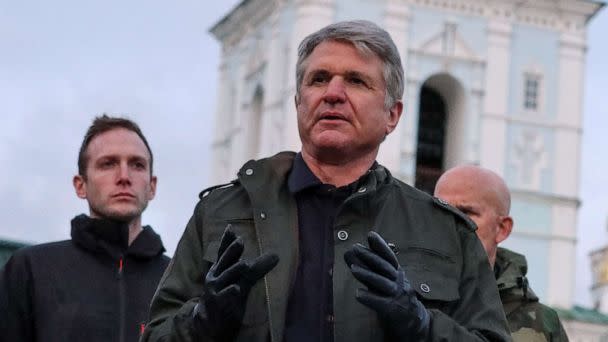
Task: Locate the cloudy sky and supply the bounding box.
[1,1,606,307]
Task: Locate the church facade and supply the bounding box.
[209,0,603,339]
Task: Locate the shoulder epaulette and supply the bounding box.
[432,196,477,232]
[198,180,238,199]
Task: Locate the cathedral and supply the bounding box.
[209,0,604,339]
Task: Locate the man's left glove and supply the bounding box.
[344,231,430,340]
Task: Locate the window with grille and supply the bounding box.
[524,74,541,111]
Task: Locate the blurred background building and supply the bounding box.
[208,0,605,340]
[0,239,29,266]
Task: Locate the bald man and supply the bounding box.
[434,165,569,342]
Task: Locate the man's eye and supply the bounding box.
[132,161,146,170]
[349,77,365,85]
[100,160,116,168]
[310,75,327,84]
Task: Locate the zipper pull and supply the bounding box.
[117,257,124,277]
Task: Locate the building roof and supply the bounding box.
[555,305,608,325]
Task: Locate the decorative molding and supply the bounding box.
[483,112,583,133]
[404,0,601,33]
[509,230,576,243]
[509,188,580,208]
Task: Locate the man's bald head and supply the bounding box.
[436,165,511,215]
[434,165,513,267]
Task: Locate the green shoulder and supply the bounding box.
[431,196,478,232]
[198,180,239,199]
[508,301,568,342]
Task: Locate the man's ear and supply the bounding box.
[496,215,513,244]
[73,175,87,199]
[386,100,403,135]
[147,175,158,201]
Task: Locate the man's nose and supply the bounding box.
[117,163,131,184]
[323,77,346,103]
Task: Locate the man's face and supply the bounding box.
[296,40,402,160]
[434,176,503,258]
[73,128,156,222]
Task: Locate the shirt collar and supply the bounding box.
[288,153,322,193]
[287,153,379,194]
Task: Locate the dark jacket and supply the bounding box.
[495,247,569,341]
[0,214,170,342]
[143,152,511,342]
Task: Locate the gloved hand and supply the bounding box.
[194,225,279,341]
[344,231,430,340]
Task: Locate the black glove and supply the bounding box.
[344,231,430,340]
[194,226,279,341]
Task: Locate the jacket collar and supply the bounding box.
[287,152,382,194]
[71,214,165,260]
[495,247,539,308]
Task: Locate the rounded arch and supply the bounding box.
[415,73,467,193]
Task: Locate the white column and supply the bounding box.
[229,46,249,173]
[260,7,283,157]
[378,1,410,174]
[400,78,421,184]
[284,0,335,153]
[480,19,511,174]
[554,31,586,197]
[211,51,231,183]
[547,203,578,308]
[545,30,588,309]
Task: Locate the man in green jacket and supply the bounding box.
[435,165,569,341]
[142,20,511,341]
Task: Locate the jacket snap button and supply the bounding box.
[358,187,367,193]
[337,230,349,241]
[245,168,254,176]
[420,283,431,293]
[260,212,266,219]
[387,242,399,255]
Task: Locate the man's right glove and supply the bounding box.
[193,226,279,341]
[344,231,431,340]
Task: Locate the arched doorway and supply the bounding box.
[415,73,466,194]
[415,86,447,194]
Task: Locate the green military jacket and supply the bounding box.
[143,152,511,342]
[495,247,569,341]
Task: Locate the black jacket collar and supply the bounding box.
[70,214,165,260]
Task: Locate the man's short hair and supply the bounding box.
[295,20,405,109]
[77,114,153,177]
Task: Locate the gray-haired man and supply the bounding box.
[143,20,511,342]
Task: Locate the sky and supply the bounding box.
[1,1,606,307]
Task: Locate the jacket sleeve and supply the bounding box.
[426,227,512,342]
[141,200,218,342]
[0,251,35,342]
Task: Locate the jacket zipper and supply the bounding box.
[117,256,126,342]
[254,216,275,342]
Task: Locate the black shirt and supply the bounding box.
[283,154,363,342]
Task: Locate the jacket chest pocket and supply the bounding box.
[397,247,461,310]
[202,219,269,326]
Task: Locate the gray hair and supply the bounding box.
[295,20,404,109]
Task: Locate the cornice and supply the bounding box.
[210,0,280,49]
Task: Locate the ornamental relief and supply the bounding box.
[510,128,548,191]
